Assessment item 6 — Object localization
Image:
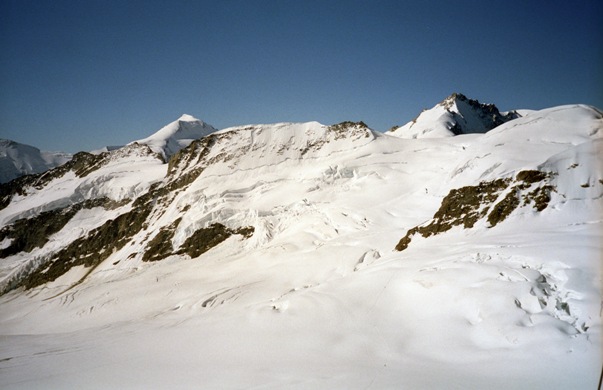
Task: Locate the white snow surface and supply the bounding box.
[0,143,166,228]
[132,114,217,160]
[0,104,602,389]
[0,139,71,183]
[389,93,518,139]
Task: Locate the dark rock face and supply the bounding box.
[388,93,520,138]
[0,136,257,295]
[142,220,254,262]
[0,198,125,259]
[142,218,182,262]
[0,152,109,211]
[3,122,377,293]
[0,144,162,211]
[6,190,157,293]
[443,93,520,135]
[175,224,254,259]
[395,170,555,251]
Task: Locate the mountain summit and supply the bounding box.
[0,98,601,389]
[389,92,519,138]
[133,114,217,160]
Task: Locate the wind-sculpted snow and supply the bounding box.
[0,103,601,389]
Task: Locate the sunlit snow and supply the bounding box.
[0,102,601,389]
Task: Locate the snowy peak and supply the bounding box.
[438,92,482,110]
[0,101,602,389]
[0,139,71,183]
[177,114,200,122]
[133,114,217,160]
[439,93,519,134]
[389,93,519,139]
[167,120,376,183]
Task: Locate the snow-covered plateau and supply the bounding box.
[0,95,601,389]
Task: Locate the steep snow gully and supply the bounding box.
[0,95,601,389]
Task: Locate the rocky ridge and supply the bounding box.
[0,98,601,389]
[389,92,519,138]
[0,120,375,294]
[395,170,555,251]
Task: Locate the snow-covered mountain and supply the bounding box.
[0,99,601,389]
[389,92,520,138]
[0,114,214,183]
[132,114,217,160]
[0,139,71,183]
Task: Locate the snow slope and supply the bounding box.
[0,139,71,183]
[389,92,519,139]
[132,114,217,160]
[0,101,601,389]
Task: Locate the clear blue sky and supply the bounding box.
[1,0,601,153]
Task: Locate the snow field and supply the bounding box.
[0,104,601,389]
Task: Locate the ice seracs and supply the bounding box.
[0,97,601,389]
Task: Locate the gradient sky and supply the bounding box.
[1,0,602,153]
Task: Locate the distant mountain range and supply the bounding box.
[0,139,71,183]
[0,94,601,389]
[0,113,216,184]
[0,94,529,184]
[0,94,525,184]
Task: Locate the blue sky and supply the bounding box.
[1,0,602,153]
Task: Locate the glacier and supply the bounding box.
[0,95,601,389]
